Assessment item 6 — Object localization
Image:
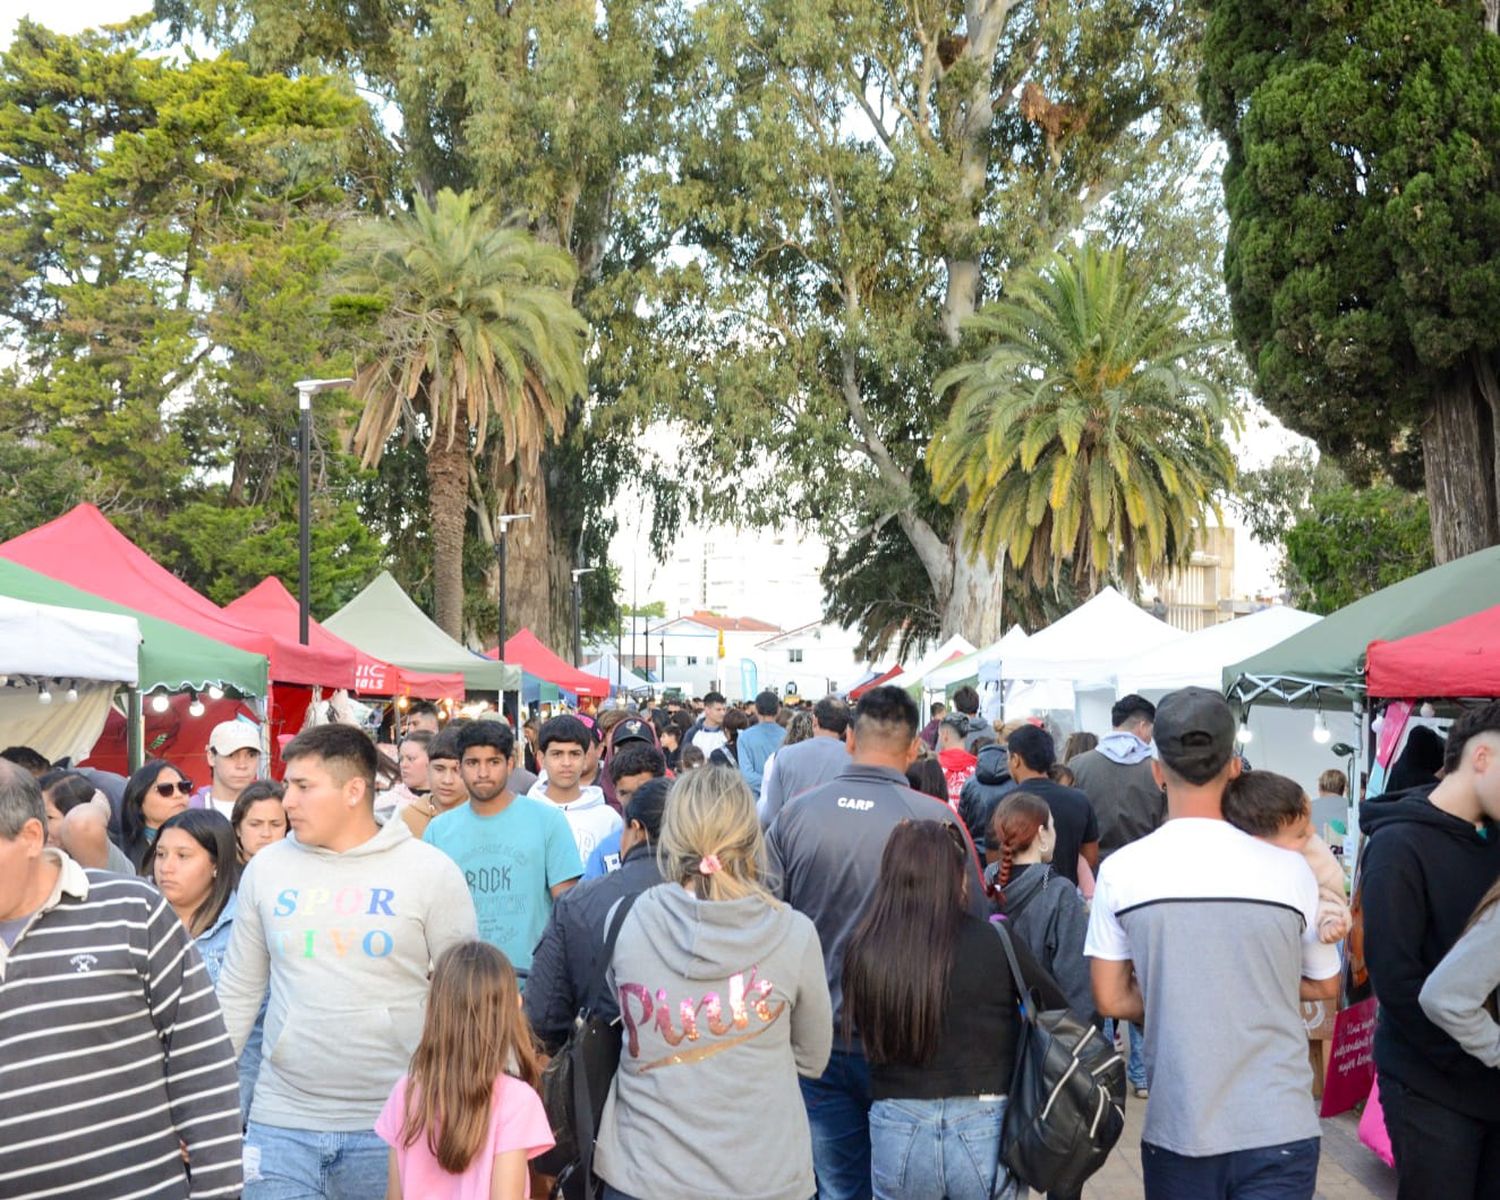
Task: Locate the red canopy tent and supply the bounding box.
[0,504,354,689]
[224,578,465,701]
[1367,604,1500,699]
[486,628,610,698]
[849,665,903,700]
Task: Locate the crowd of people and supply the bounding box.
[1,680,1498,1200]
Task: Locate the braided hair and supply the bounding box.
[991,792,1052,907]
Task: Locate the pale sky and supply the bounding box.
[0,0,145,44]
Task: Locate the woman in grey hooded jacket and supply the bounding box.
[987,791,1096,1028]
[594,766,832,1200]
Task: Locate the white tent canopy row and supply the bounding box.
[582,653,653,694]
[885,634,977,692]
[0,595,143,764]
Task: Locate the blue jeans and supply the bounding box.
[869,1097,1021,1200]
[1141,1137,1319,1200]
[799,1046,874,1200]
[244,1123,387,1199]
[1105,1018,1147,1089]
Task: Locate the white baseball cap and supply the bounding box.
[208,720,262,757]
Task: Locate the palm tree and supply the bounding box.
[339,188,589,638]
[929,243,1236,592]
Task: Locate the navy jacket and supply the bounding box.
[523,841,665,1053]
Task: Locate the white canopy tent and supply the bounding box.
[885,634,978,692]
[1110,606,1322,694]
[928,626,1031,690]
[993,587,1178,688]
[0,595,141,763]
[582,653,652,694]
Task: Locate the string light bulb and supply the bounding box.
[64,686,78,703]
[1419,701,1436,719]
[188,691,205,718]
[1312,711,1331,745]
[1236,721,1254,745]
[151,692,171,714]
[207,685,224,701]
[37,685,52,705]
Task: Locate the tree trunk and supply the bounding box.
[427,435,471,638]
[1422,363,1500,563]
[492,472,559,650]
[940,518,1007,644]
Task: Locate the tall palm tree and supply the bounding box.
[339,188,589,638]
[929,243,1236,592]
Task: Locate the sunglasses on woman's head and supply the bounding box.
[154,780,193,798]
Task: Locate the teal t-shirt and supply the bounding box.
[422,796,583,971]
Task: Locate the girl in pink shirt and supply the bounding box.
[377,941,555,1199]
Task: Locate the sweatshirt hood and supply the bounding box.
[529,779,608,811]
[997,861,1049,913]
[1097,731,1153,765]
[938,747,978,771]
[975,743,1012,785]
[290,812,413,858]
[1360,784,1495,843]
[629,884,796,981]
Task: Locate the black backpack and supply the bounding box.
[534,892,639,1199]
[992,919,1127,1194]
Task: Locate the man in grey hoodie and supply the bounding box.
[1067,693,1165,859]
[216,724,478,1199]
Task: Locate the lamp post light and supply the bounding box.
[294,378,353,644]
[493,513,532,660]
[571,567,598,668]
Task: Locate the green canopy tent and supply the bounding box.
[0,558,268,696]
[1223,543,1500,709]
[324,571,520,693]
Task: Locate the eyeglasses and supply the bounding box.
[154,780,194,798]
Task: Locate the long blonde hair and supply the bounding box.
[401,941,540,1174]
[658,765,778,905]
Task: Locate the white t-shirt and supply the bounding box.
[1086,817,1340,1157]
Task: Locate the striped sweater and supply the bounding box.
[0,851,244,1199]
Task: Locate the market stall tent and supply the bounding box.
[1224,542,1500,706]
[997,587,1178,688]
[884,635,978,693]
[0,504,354,688]
[324,571,519,692]
[1367,603,1500,699]
[1112,606,1322,694]
[486,629,609,698]
[0,595,142,763]
[582,653,652,694]
[225,578,465,701]
[0,557,267,696]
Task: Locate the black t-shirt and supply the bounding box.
[1011,777,1098,886]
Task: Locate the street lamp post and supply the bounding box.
[571,567,597,668]
[294,378,353,644]
[493,513,532,658]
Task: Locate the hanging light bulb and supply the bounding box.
[207,685,224,702]
[1313,711,1331,745]
[37,685,52,705]
[151,692,171,714]
[1236,721,1254,745]
[396,695,410,711]
[188,690,205,718]
[64,686,78,703]
[1419,701,1436,719]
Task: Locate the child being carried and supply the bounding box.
[1223,769,1352,944]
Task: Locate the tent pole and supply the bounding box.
[127,689,144,772]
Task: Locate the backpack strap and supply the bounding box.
[990,916,1038,1027]
[589,890,641,1014]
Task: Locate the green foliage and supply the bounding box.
[1283,486,1434,614]
[624,600,667,619]
[1233,445,1344,549]
[1200,0,1500,485]
[930,243,1237,589]
[0,21,386,610]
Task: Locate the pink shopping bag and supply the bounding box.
[1358,1077,1395,1168]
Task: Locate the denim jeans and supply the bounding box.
[1378,1072,1500,1200]
[798,1046,874,1200]
[869,1097,1022,1200]
[243,1122,387,1200]
[1141,1137,1319,1200]
[1104,1018,1147,1089]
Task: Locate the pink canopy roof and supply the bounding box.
[486,628,610,697]
[225,578,465,701]
[1367,603,1500,699]
[0,504,355,688]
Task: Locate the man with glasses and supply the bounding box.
[192,720,263,819]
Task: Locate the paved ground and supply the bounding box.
[1082,1096,1397,1199]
